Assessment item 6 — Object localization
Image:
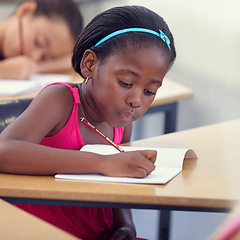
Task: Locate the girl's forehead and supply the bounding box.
[101,46,169,79]
[108,46,169,66]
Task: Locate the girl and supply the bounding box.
[0,5,176,240]
[0,0,83,79]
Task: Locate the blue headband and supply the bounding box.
[94,28,171,50]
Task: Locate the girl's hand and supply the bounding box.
[111,227,136,240]
[101,150,157,178]
[0,56,37,79]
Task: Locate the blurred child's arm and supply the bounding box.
[0,56,37,79]
[0,54,73,80]
[37,54,73,74]
[112,208,136,240]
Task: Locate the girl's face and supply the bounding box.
[3,15,75,61]
[90,46,169,128]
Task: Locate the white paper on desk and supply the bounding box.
[0,73,71,96]
[55,145,197,184]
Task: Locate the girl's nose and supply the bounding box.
[129,102,139,108]
[126,90,141,108]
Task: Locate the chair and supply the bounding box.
[0,99,32,133]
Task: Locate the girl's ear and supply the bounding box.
[16,0,37,18]
[80,49,98,79]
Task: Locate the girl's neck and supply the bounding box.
[78,83,105,126]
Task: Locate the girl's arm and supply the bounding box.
[112,208,136,240]
[0,84,156,176]
[0,84,104,175]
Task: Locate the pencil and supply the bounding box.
[19,18,24,55]
[80,117,124,152]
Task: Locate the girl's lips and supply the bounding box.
[118,111,134,121]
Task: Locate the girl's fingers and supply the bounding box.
[136,150,157,175]
[138,150,157,163]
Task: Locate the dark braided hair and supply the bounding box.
[72,5,176,77]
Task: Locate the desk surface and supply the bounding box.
[151,78,193,106]
[0,119,240,211]
[0,76,193,106]
[0,199,80,240]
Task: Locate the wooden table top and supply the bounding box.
[151,78,193,106]
[0,119,239,211]
[0,199,80,240]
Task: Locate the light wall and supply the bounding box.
[129,0,240,131]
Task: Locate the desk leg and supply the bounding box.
[164,102,177,134]
[132,102,178,140]
[145,102,177,135]
[159,210,171,240]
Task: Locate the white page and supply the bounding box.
[55,145,197,184]
[0,74,71,96]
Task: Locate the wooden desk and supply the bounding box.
[0,119,240,238]
[0,199,80,240]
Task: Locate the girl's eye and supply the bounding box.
[118,79,156,96]
[118,79,133,88]
[144,89,156,96]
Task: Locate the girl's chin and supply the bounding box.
[108,119,131,129]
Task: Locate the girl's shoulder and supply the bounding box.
[29,82,80,137]
[38,82,80,102]
[33,82,78,118]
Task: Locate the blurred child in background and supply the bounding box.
[0,0,83,79]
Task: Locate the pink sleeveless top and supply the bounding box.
[41,82,124,149]
[15,82,125,240]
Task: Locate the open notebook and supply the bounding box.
[0,73,71,96]
[55,144,197,184]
